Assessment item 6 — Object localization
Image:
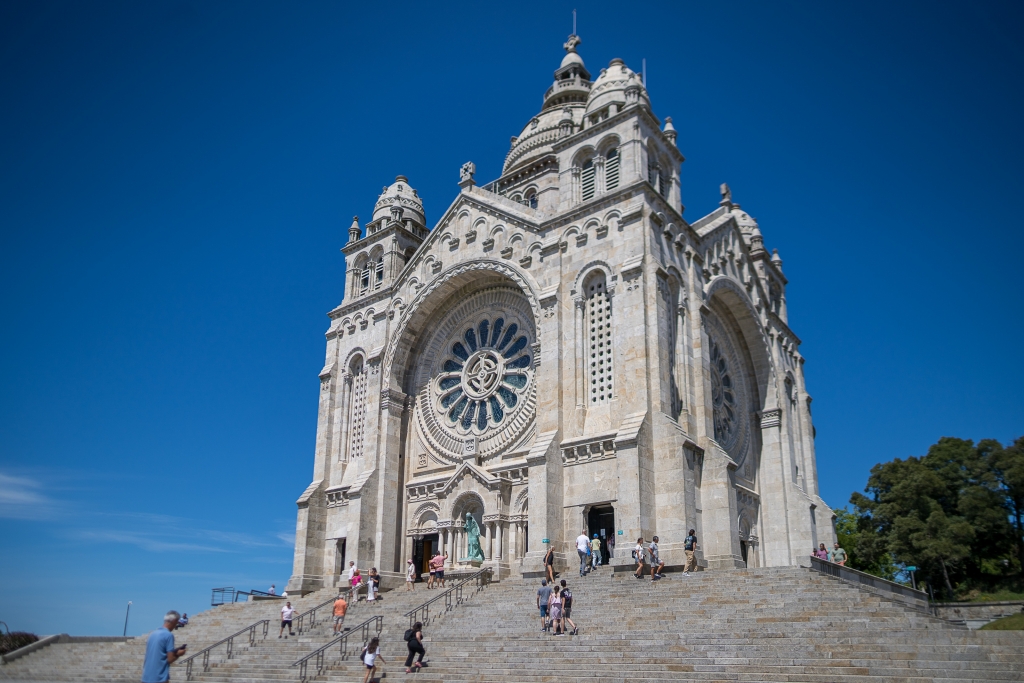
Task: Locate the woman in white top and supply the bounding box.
[361,636,385,683]
[633,537,646,580]
[405,558,417,590]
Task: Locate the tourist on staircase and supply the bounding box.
[367,567,380,602]
[683,529,698,575]
[141,610,187,683]
[174,613,188,629]
[333,592,348,634]
[404,621,426,673]
[590,534,602,570]
[279,601,296,638]
[576,531,591,577]
[543,545,555,583]
[830,542,848,566]
[559,579,579,636]
[814,543,829,560]
[361,636,385,683]
[548,585,564,635]
[405,558,417,590]
[634,537,647,579]
[536,578,552,632]
[649,536,665,580]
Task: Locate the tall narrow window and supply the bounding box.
[586,273,613,404]
[658,167,669,198]
[581,160,596,201]
[605,148,619,191]
[359,265,370,295]
[648,158,658,187]
[374,258,384,288]
[347,358,367,459]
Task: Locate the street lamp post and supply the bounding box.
[123,601,132,637]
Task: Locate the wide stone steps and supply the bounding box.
[3,567,1021,682]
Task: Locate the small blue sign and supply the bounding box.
[906,566,917,571]
[617,530,623,535]
[542,538,550,543]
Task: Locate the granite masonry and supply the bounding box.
[287,34,833,594]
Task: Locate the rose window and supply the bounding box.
[709,338,737,445]
[434,317,531,434]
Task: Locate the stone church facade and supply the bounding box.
[287,35,833,592]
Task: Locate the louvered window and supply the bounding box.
[360,266,370,295]
[586,274,613,404]
[581,160,596,201]
[347,358,367,460]
[659,170,669,198]
[605,148,619,191]
[374,259,384,288]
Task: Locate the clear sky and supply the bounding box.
[1,1,1022,637]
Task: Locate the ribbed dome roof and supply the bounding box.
[585,58,650,116]
[372,175,424,224]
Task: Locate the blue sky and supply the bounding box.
[1,1,1022,636]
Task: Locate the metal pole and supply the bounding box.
[123,601,132,637]
[910,570,917,591]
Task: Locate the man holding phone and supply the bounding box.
[141,610,187,683]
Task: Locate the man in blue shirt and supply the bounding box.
[141,611,187,683]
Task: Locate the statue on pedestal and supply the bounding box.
[461,512,485,563]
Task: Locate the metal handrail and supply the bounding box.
[403,567,492,628]
[294,587,354,634]
[211,586,236,606]
[291,614,383,683]
[807,556,930,612]
[181,619,269,681]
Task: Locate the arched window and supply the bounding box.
[605,148,620,191]
[524,189,538,209]
[581,159,596,201]
[346,357,367,460]
[585,272,613,404]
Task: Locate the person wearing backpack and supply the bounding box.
[361,636,385,683]
[404,621,425,673]
[559,579,578,636]
[683,529,698,575]
[633,537,647,579]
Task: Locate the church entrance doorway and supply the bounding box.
[412,534,438,582]
[335,539,346,577]
[586,505,615,566]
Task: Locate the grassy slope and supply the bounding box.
[979,612,1024,630]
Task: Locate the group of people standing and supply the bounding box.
[813,542,847,566]
[536,578,579,636]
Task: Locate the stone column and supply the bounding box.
[495,522,504,560]
[573,296,585,408]
[483,522,492,561]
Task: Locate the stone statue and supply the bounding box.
[720,182,732,203]
[462,512,485,563]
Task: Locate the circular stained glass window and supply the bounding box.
[433,317,532,434]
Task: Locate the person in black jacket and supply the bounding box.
[404,621,426,673]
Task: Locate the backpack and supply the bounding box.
[631,548,637,559]
[404,628,415,642]
[561,588,572,607]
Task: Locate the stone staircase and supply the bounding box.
[3,568,1022,682]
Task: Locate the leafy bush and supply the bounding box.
[0,631,40,655]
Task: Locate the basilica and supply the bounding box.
[287,34,833,592]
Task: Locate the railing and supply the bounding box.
[211,586,237,606]
[808,556,930,612]
[181,619,269,681]
[291,614,383,683]
[294,587,354,635]
[403,567,492,628]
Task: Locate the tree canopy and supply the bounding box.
[847,436,1023,599]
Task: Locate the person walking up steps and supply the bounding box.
[559,579,578,636]
[332,592,348,635]
[590,534,602,571]
[548,585,563,635]
[404,621,426,673]
[683,529,698,575]
[544,545,555,583]
[633,537,647,579]
[279,601,295,638]
[537,578,553,632]
[649,536,665,580]
[576,531,591,577]
[141,611,187,683]
[361,636,385,683]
